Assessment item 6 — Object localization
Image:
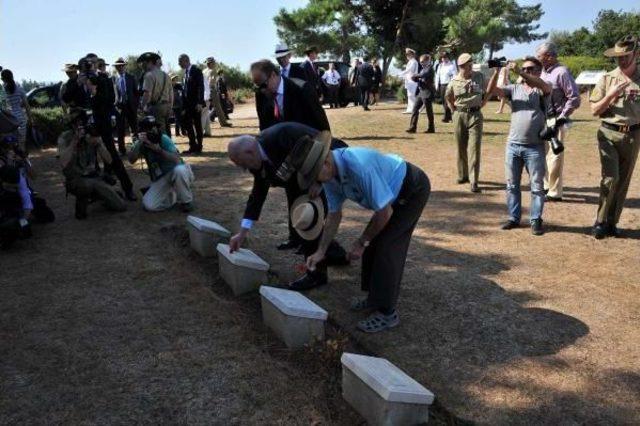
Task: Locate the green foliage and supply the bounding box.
[232,88,254,104]
[20,80,49,92]
[274,0,364,62]
[395,83,407,104]
[216,64,253,91]
[550,9,640,57]
[30,107,65,144]
[559,56,614,77]
[444,0,546,57]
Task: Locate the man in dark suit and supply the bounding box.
[250,59,331,251]
[113,58,139,155]
[357,56,375,111]
[250,59,330,133]
[301,46,321,97]
[178,54,205,154]
[274,43,306,80]
[406,54,436,134]
[227,122,348,291]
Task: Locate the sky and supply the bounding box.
[0,0,637,84]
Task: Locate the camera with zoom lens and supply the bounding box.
[487,56,507,68]
[539,117,568,155]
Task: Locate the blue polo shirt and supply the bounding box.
[323,147,406,213]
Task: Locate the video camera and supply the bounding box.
[487,56,507,68]
[539,117,568,155]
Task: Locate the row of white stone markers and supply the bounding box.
[187,215,435,425]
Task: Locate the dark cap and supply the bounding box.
[137,52,161,63]
[304,46,318,55]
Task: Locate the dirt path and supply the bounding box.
[0,136,360,424]
[2,99,639,424]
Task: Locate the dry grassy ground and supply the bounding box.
[1,97,639,425]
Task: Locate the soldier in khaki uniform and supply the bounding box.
[589,35,640,239]
[446,53,486,193]
[205,57,232,128]
[138,52,173,134]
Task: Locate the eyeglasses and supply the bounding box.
[521,66,540,73]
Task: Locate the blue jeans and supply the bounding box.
[505,142,546,223]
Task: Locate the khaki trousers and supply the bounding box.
[201,101,211,136]
[66,177,126,212]
[210,83,230,126]
[453,110,483,184]
[544,125,568,197]
[596,127,640,225]
[151,103,172,135]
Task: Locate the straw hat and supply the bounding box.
[405,48,416,55]
[291,194,326,240]
[113,57,127,66]
[604,35,638,58]
[275,43,292,58]
[290,131,332,190]
[62,63,78,72]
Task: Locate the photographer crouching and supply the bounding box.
[486,58,552,235]
[57,108,126,219]
[128,116,195,212]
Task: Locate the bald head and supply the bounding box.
[228,135,262,170]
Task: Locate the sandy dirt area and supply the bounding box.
[1,97,639,424]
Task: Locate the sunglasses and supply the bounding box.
[521,66,540,73]
[254,81,268,91]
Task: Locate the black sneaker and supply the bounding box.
[592,223,608,240]
[501,220,519,230]
[405,128,416,134]
[457,178,470,184]
[531,219,544,236]
[470,183,481,193]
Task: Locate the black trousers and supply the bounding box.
[183,106,203,151]
[98,118,133,193]
[326,85,339,108]
[353,86,361,106]
[360,85,371,109]
[116,103,138,154]
[361,163,430,311]
[409,96,435,131]
[439,84,452,121]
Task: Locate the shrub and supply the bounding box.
[558,56,614,77]
[395,84,407,104]
[232,88,254,104]
[30,107,65,145]
[218,63,253,91]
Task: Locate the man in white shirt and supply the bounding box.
[399,48,419,113]
[435,51,457,122]
[322,62,341,108]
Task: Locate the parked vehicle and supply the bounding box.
[27,83,62,108]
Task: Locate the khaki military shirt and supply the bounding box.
[446,71,485,109]
[143,68,172,104]
[590,67,640,126]
[57,130,98,179]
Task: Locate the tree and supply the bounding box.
[273,0,365,62]
[444,0,546,59]
[551,9,640,57]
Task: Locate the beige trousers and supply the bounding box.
[142,164,195,211]
[544,126,568,197]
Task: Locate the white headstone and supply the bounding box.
[216,243,269,271]
[341,353,434,405]
[259,286,328,320]
[187,215,231,236]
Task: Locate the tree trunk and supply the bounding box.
[488,43,495,60]
[393,0,413,50]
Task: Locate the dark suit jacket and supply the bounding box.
[357,62,374,88]
[182,64,205,108]
[243,122,347,221]
[301,59,320,91]
[255,76,330,132]
[288,64,306,80]
[113,72,139,109]
[415,66,436,99]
